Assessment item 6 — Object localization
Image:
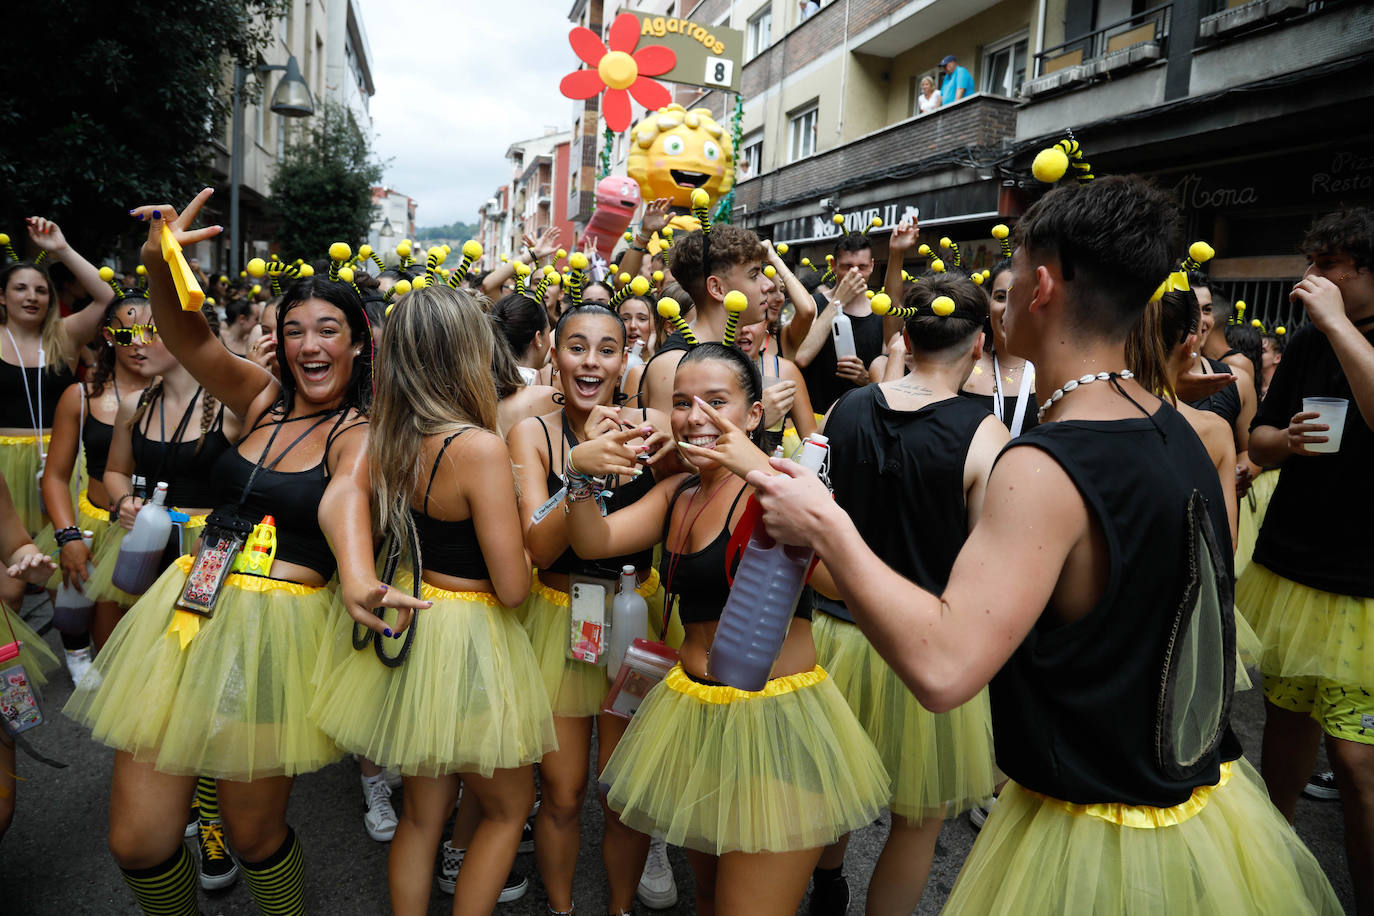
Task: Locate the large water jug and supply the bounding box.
[52,530,95,634]
[112,482,172,594]
[607,565,649,679]
[707,435,830,691]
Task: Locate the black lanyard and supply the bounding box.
[234,407,346,510]
[139,386,203,499]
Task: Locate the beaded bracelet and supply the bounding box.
[54,526,83,547]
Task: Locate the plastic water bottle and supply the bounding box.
[625,339,645,373]
[52,530,95,634]
[607,565,649,679]
[112,482,172,594]
[831,309,857,360]
[708,435,830,691]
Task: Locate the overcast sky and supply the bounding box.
[360,1,582,228]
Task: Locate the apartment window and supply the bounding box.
[739,132,762,180]
[788,104,817,162]
[747,7,771,60]
[983,30,1029,98]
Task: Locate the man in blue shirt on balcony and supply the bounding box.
[940,54,975,103]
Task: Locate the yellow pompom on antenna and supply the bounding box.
[246,257,267,278]
[358,244,373,259]
[329,242,352,262]
[691,188,711,210]
[870,293,893,316]
[657,298,681,320]
[871,217,882,228]
[1235,300,1247,314]
[629,275,650,295]
[918,244,932,257]
[500,254,510,262]
[972,273,984,285]
[394,279,412,296]
[940,237,953,250]
[556,248,568,260]
[776,243,789,254]
[930,259,945,273]
[136,265,147,276]
[298,264,314,278]
[801,257,812,268]
[98,266,114,282]
[250,284,262,296]
[618,272,632,287]
[652,270,664,284]
[569,252,589,270]
[0,234,8,245]
[1251,318,1263,329]
[1276,326,1286,336]
[337,267,354,284]
[723,291,749,313]
[991,225,1010,240]
[442,244,452,255]
[1188,241,1215,264]
[832,213,845,226]
[931,296,956,317]
[763,265,776,279]
[624,231,634,242]
[1032,146,1070,184]
[396,241,412,258]
[864,289,874,299]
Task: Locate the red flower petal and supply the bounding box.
[560,69,608,100]
[568,26,607,67]
[634,45,676,77]
[602,88,633,133]
[607,13,641,54]
[628,77,672,111]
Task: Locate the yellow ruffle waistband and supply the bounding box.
[171,554,322,596]
[1021,761,1234,829]
[417,580,504,607]
[531,566,662,607]
[77,490,110,523]
[665,663,827,704]
[0,433,51,446]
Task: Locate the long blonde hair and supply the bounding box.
[0,261,71,368]
[369,284,499,538]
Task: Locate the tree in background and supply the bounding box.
[269,101,383,257]
[0,0,287,257]
[415,222,480,243]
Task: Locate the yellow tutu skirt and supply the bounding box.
[1236,563,1372,682]
[310,581,558,778]
[2,604,61,689]
[0,434,52,535]
[943,757,1340,914]
[812,613,998,819]
[1235,469,1279,580]
[84,512,207,606]
[522,569,662,718]
[601,665,890,855]
[35,491,111,591]
[64,556,343,781]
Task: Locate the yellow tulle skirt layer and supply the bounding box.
[310,582,558,778]
[522,570,662,718]
[1235,469,1279,579]
[943,757,1340,914]
[1236,563,1372,682]
[601,665,890,855]
[0,434,52,535]
[84,512,207,606]
[813,613,998,819]
[2,604,60,689]
[36,491,111,591]
[64,556,343,781]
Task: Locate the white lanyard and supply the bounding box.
[4,326,46,464]
[993,354,1035,438]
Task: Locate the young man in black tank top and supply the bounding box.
[1241,207,1374,913]
[745,176,1340,913]
[795,233,887,413]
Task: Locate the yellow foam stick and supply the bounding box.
[160,224,204,311]
[722,290,748,347]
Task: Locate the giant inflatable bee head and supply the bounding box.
[627,103,735,211]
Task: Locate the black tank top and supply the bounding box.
[410,429,490,581]
[129,388,232,507]
[1186,357,1240,426]
[991,402,1242,808]
[800,307,885,413]
[211,409,362,580]
[539,411,656,579]
[658,483,814,626]
[958,390,1040,435]
[82,414,113,481]
[0,359,76,428]
[816,388,990,623]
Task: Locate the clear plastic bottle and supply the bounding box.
[708,435,830,691]
[607,565,649,679]
[625,339,646,374]
[112,482,172,594]
[52,529,96,634]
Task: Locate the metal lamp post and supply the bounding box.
[228,56,314,276]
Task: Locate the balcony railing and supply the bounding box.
[1032,3,1173,80]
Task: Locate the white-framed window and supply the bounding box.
[747,7,772,60]
[788,103,817,162]
[982,30,1029,98]
[739,131,762,180]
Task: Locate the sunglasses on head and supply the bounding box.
[106,323,157,346]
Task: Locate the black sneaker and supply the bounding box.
[518,800,539,854]
[499,869,528,903]
[808,872,850,916]
[197,819,239,890]
[1303,770,1340,800]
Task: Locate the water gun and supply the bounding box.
[232,516,277,575]
[161,224,205,311]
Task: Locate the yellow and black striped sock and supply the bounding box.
[240,826,305,916]
[119,845,200,916]
[194,777,219,823]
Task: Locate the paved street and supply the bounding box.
[3,614,1355,914]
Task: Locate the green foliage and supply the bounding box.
[0,0,287,257]
[268,101,383,258]
[415,222,479,243]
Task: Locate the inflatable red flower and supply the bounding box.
[559,13,676,132]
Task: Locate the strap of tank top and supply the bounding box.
[235,410,342,507]
[320,412,365,480]
[537,414,560,477]
[421,429,472,515]
[720,483,748,537]
[144,386,203,497]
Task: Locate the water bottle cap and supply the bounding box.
[82,529,94,538]
[622,564,636,575]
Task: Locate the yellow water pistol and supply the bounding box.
[232,515,277,575]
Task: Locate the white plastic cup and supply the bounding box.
[1303,397,1348,454]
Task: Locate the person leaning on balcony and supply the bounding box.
[940,55,974,104]
[918,76,942,114]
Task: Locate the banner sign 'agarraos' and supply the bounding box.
[619,9,744,93]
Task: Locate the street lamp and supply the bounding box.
[228,56,314,276]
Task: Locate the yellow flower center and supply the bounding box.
[598,51,639,90]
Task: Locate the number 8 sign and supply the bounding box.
[704,57,734,88]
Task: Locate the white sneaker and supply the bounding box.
[383,768,403,790]
[65,647,97,688]
[969,795,997,831]
[362,774,398,842]
[636,836,678,909]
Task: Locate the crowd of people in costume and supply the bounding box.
[0,165,1368,916]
